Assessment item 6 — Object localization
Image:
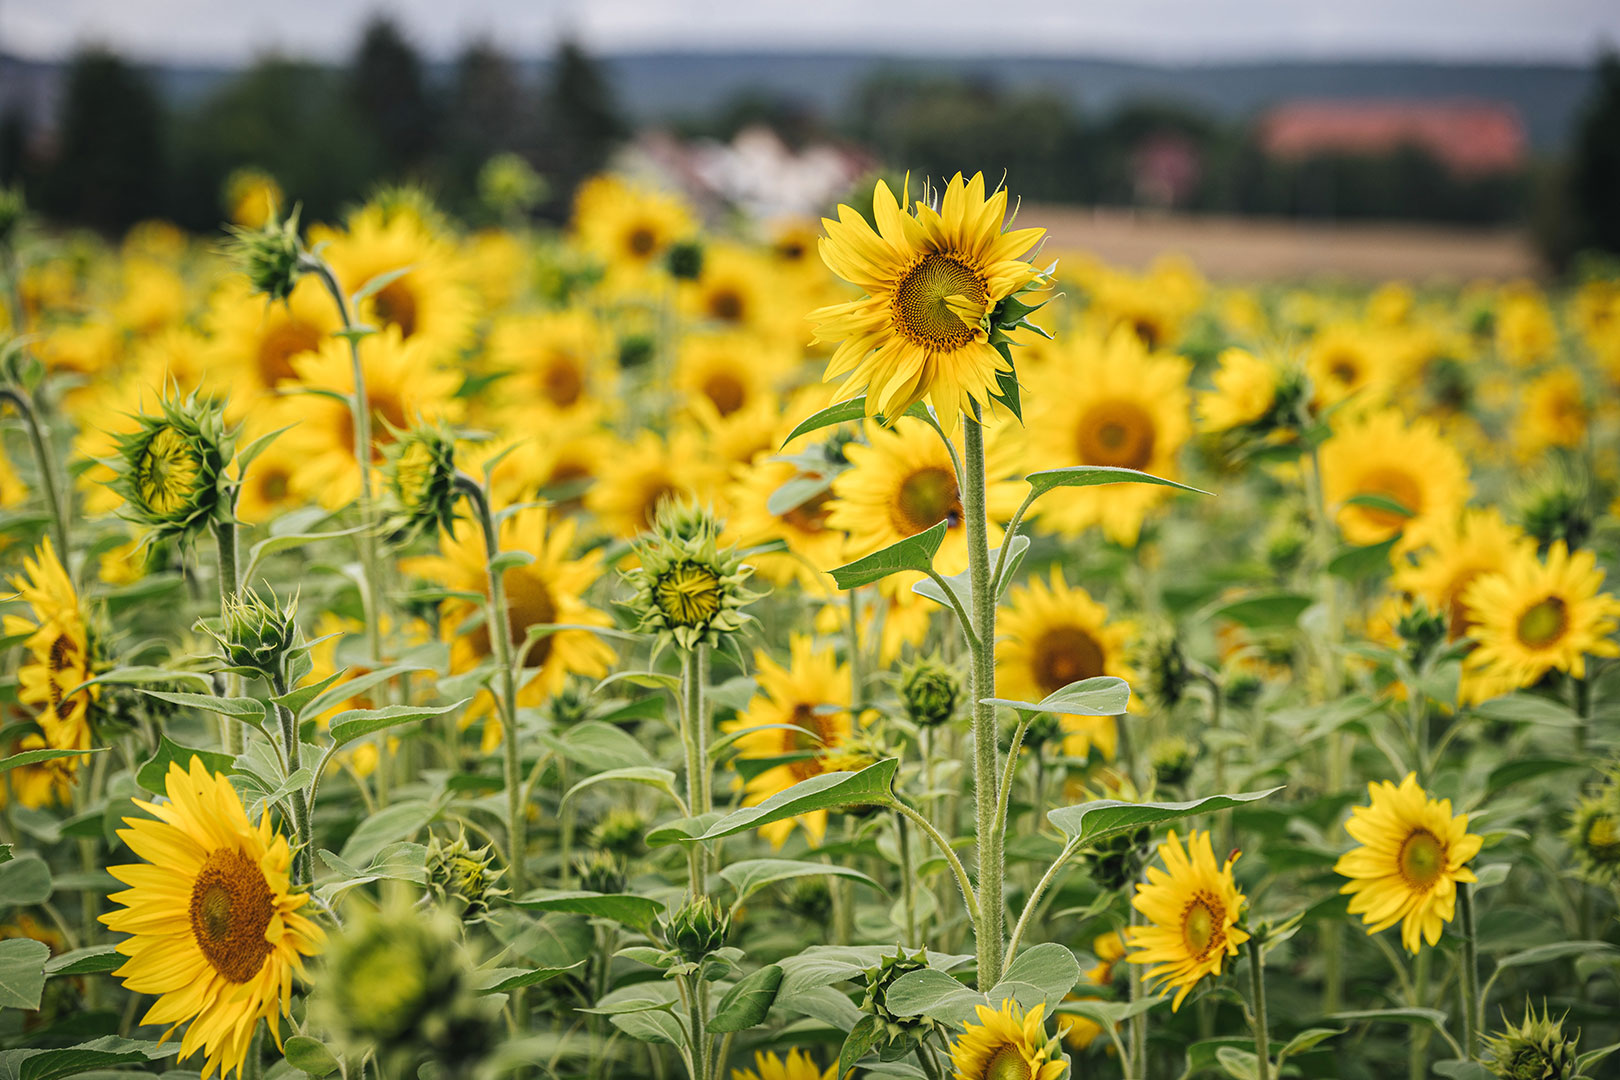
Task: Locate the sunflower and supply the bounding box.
[479,421,614,515]
[1306,323,1397,411]
[722,458,844,589]
[233,412,307,525]
[722,635,857,847]
[1513,367,1589,458]
[1319,410,1471,550]
[486,309,614,420]
[1461,541,1620,694]
[1062,931,1127,1052]
[1125,829,1249,1010]
[1335,772,1482,953]
[682,243,783,339]
[675,331,793,419]
[1,733,76,809]
[584,429,719,540]
[1392,507,1534,643]
[730,1049,834,1080]
[1494,286,1557,367]
[3,539,97,759]
[572,174,695,289]
[457,228,527,315]
[998,570,1135,761]
[949,1000,1067,1080]
[277,325,462,509]
[309,206,476,361]
[828,416,1020,576]
[204,277,339,412]
[1196,347,1279,433]
[113,258,189,338]
[811,173,1047,421]
[225,168,283,229]
[100,758,325,1080]
[1026,328,1192,547]
[400,506,616,750]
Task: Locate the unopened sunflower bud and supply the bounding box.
[623,500,759,653]
[618,332,657,370]
[384,422,460,540]
[899,656,960,727]
[311,903,498,1080]
[1566,778,1620,885]
[1079,825,1153,893]
[426,832,507,919]
[781,876,832,922]
[478,153,546,219]
[858,947,948,1059]
[1485,1003,1580,1080]
[666,239,705,281]
[1518,468,1597,555]
[224,203,305,303]
[1018,711,1064,754]
[204,585,298,676]
[1149,736,1195,790]
[1396,603,1448,668]
[662,894,730,962]
[109,387,233,545]
[575,850,627,895]
[591,807,647,858]
[1136,625,1192,711]
[543,678,598,729]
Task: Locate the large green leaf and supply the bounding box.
[536,720,655,772]
[0,747,102,775]
[0,1036,177,1080]
[717,858,884,906]
[991,943,1081,1011]
[692,759,899,841]
[646,811,725,848]
[0,938,48,1010]
[829,523,948,590]
[1047,788,1283,848]
[474,959,588,995]
[0,857,51,907]
[138,689,266,723]
[43,945,122,977]
[708,964,784,1033]
[985,675,1130,718]
[1207,592,1314,629]
[136,735,235,794]
[511,891,665,933]
[329,699,470,746]
[338,800,435,864]
[912,536,1030,612]
[781,395,931,445]
[561,767,684,810]
[282,1036,341,1078]
[1024,465,1212,498]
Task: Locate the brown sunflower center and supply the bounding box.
[1181,895,1225,959]
[471,567,559,669]
[985,1045,1033,1080]
[627,225,658,257]
[894,466,962,535]
[707,288,745,324]
[1515,597,1568,649]
[654,560,724,628]
[785,702,839,779]
[372,279,418,339]
[892,253,987,351]
[1444,570,1483,640]
[1327,355,1360,386]
[782,490,833,533]
[1077,400,1157,470]
[1129,317,1161,350]
[1031,625,1106,695]
[541,354,585,408]
[1353,468,1422,531]
[258,318,322,386]
[189,847,275,983]
[47,632,82,715]
[702,371,748,416]
[1398,828,1445,888]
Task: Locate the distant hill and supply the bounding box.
[1,50,1598,151]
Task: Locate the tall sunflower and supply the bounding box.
[998,570,1136,761]
[571,175,695,290]
[1319,410,1471,550]
[675,331,793,419]
[1335,773,1482,953]
[203,277,338,412]
[1125,829,1248,1010]
[722,635,857,848]
[584,429,719,540]
[100,758,325,1079]
[400,506,616,750]
[681,243,785,340]
[730,1049,834,1080]
[1026,328,1192,547]
[811,173,1047,421]
[828,416,1020,576]
[1197,347,1281,434]
[1513,367,1589,459]
[949,1000,1067,1080]
[486,309,614,420]
[1392,507,1534,643]
[3,539,97,760]
[1461,541,1620,694]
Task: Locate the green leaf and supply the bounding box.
[1058,996,1162,1030]
[137,735,236,794]
[338,800,435,864]
[1048,788,1282,848]
[829,523,947,590]
[282,1036,341,1078]
[838,1015,886,1077]
[991,943,1081,1010]
[1486,756,1587,796]
[708,964,784,1033]
[510,891,665,933]
[0,747,101,775]
[1215,1046,1262,1080]
[474,959,587,994]
[913,535,1030,612]
[0,857,51,907]
[984,675,1130,718]
[0,938,49,1010]
[1433,1061,1495,1080]
[329,699,470,746]
[536,720,655,772]
[780,395,931,445]
[43,945,122,977]
[1343,492,1413,518]
[1330,1007,1451,1037]
[488,550,536,574]
[717,859,884,906]
[66,665,212,697]
[1024,465,1212,499]
[1577,1042,1620,1074]
[1326,537,1398,582]
[561,767,683,810]
[351,265,415,307]
[139,689,266,723]
[692,759,898,841]
[0,1036,177,1080]
[1472,694,1582,727]
[1207,592,1314,629]
[883,967,983,1027]
[272,670,347,717]
[244,524,369,582]
[645,812,724,848]
[595,670,681,694]
[1490,940,1615,971]
[298,664,430,722]
[1275,1027,1342,1065]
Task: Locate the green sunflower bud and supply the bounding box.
[1485,1002,1580,1080]
[311,902,498,1080]
[1136,624,1192,712]
[899,656,960,727]
[1396,603,1449,668]
[781,876,832,922]
[383,421,460,540]
[204,585,299,676]
[857,946,949,1059]
[1517,467,1598,555]
[1018,711,1064,755]
[623,500,760,654]
[1149,736,1196,790]
[1079,825,1153,893]
[426,832,508,920]
[543,678,599,729]
[108,386,234,545]
[575,850,627,895]
[591,807,648,858]
[1566,779,1620,885]
[224,203,305,303]
[618,332,657,370]
[477,153,547,219]
[662,894,730,962]
[666,239,705,281]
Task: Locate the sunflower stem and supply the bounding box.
[457,473,526,899]
[213,517,243,758]
[1458,881,1481,1060]
[890,797,980,928]
[679,644,711,893]
[1409,946,1430,1080]
[268,670,315,886]
[1127,889,1149,1080]
[846,585,865,707]
[1245,937,1272,1080]
[0,385,70,565]
[962,409,1003,989]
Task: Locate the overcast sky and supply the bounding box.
[3,0,1618,65]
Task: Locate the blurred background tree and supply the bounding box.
[37,49,166,233]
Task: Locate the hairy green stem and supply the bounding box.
[962,411,1003,988]
[680,645,711,893]
[214,518,244,757]
[1458,882,1481,1060]
[890,798,981,928]
[1247,937,1271,1080]
[0,386,70,561]
[269,670,315,885]
[1005,839,1078,964]
[1127,885,1148,1080]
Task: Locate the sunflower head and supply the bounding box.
[477,152,547,219]
[1484,1002,1580,1080]
[574,850,628,895]
[311,901,498,1080]
[591,806,649,858]
[662,894,731,963]
[425,832,508,921]
[224,202,305,302]
[1516,467,1599,555]
[1079,825,1153,893]
[623,500,760,654]
[383,421,461,540]
[1566,775,1620,884]
[858,946,949,1057]
[1135,624,1192,712]
[108,386,235,544]
[204,584,301,678]
[1149,736,1196,790]
[899,655,961,727]
[950,999,1068,1080]
[1395,602,1450,669]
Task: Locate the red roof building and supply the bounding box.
[1257,101,1525,176]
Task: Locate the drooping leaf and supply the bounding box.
[43,945,123,977]
[0,938,49,1010]
[1048,788,1283,848]
[912,535,1030,613]
[692,759,899,841]
[138,689,266,723]
[829,523,948,590]
[561,767,684,810]
[136,735,236,794]
[708,964,784,1033]
[0,1036,178,1080]
[474,959,588,995]
[882,967,984,1027]
[510,891,665,934]
[984,675,1130,718]
[0,857,51,906]
[329,699,470,746]
[1207,592,1314,630]
[1025,465,1212,499]
[0,747,102,775]
[282,1036,341,1078]
[717,859,884,906]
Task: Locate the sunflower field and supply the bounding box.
[2,167,1619,1080]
